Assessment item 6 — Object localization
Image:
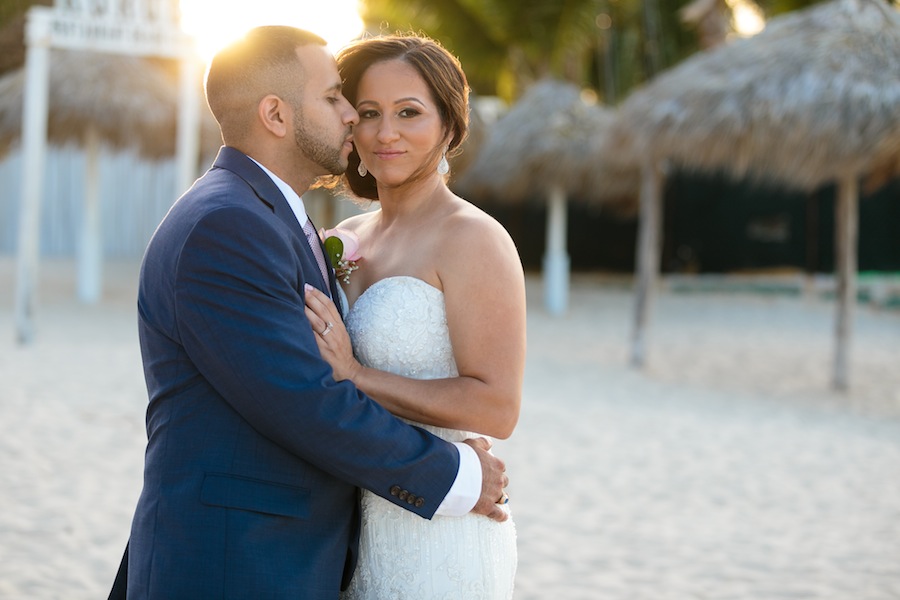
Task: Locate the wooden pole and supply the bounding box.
[543,184,570,315]
[175,55,201,195]
[12,3,194,341]
[630,158,664,367]
[833,175,858,391]
[14,11,51,344]
[77,125,102,303]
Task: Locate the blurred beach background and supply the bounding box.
[1,260,899,599]
[2,0,900,598]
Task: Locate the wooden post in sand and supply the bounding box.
[13,1,196,343]
[630,158,664,367]
[833,174,858,391]
[14,13,51,344]
[76,125,102,304]
[543,184,570,315]
[176,56,201,195]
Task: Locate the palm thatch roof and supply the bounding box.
[614,0,900,192]
[447,98,489,179]
[578,106,641,215]
[456,79,633,206]
[0,49,220,159]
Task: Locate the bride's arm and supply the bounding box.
[304,215,526,439]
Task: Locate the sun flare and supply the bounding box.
[727,0,766,37]
[179,0,365,61]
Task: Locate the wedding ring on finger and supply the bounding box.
[496,492,509,505]
[321,322,334,336]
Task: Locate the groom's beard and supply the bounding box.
[293,117,349,176]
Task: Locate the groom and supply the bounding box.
[111,26,508,599]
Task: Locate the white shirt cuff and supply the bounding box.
[435,442,482,516]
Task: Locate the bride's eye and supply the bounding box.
[359,109,380,119]
[398,108,421,118]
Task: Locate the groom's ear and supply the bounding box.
[258,94,289,138]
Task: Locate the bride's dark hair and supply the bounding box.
[335,34,470,201]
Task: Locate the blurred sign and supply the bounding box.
[27,5,192,58]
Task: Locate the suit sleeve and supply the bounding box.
[171,205,459,518]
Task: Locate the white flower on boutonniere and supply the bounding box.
[320,227,361,284]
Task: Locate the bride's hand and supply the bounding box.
[304,284,362,382]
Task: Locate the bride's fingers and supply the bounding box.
[304,306,330,340]
[304,287,339,333]
[304,284,341,321]
[304,306,335,348]
[304,284,329,315]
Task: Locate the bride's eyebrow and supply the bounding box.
[356,97,427,110]
[393,97,426,107]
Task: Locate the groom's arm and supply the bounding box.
[171,204,494,518]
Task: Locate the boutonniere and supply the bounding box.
[320,227,362,284]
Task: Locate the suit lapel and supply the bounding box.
[211,147,336,302]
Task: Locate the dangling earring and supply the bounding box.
[357,161,368,177]
[437,148,450,175]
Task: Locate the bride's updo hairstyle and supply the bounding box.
[336,34,470,201]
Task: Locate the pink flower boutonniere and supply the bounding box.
[320,227,362,284]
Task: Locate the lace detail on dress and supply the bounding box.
[341,276,517,600]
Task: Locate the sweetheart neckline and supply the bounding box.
[349,275,443,310]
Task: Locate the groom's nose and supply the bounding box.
[339,95,359,126]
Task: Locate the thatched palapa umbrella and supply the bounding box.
[614,0,900,389]
[459,79,623,314]
[0,50,218,160]
[0,48,218,336]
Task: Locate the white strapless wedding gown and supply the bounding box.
[340,276,517,600]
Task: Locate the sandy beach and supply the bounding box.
[1,258,899,599]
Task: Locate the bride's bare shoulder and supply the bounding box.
[337,210,379,234]
[442,195,515,248]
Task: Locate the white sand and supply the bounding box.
[2,258,899,599]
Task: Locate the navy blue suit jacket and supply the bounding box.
[123,147,459,599]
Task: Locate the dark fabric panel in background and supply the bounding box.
[473,176,899,274]
[666,173,900,274]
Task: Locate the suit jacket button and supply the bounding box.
[415,497,425,508]
[390,486,401,497]
[406,494,417,505]
[398,490,409,500]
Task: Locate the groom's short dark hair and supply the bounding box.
[206,26,327,144]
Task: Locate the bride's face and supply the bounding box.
[352,59,447,188]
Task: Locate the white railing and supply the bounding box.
[0,145,178,258]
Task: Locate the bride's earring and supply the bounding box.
[437,148,450,175]
[357,160,368,177]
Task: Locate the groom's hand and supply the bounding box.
[464,437,510,523]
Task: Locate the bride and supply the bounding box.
[303,34,526,599]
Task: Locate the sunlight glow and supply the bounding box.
[179,0,365,61]
[728,0,766,37]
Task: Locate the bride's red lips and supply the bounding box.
[374,150,404,159]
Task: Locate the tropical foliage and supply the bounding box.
[360,0,601,99]
[361,0,828,102]
[0,0,49,75]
